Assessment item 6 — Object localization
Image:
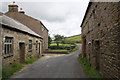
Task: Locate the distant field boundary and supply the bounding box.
[65,34,81,38]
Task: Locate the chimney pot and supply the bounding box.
[19,8,25,14]
[8,2,18,12]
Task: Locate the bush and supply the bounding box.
[68,45,78,54]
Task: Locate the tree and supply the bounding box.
[54,34,65,47]
[54,34,65,41]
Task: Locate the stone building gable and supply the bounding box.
[1,15,43,66]
[5,3,49,52]
[5,12,43,36]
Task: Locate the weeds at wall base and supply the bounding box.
[2,63,23,80]
[25,56,38,64]
[78,54,102,79]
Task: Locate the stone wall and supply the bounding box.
[81,2,120,79]
[2,27,42,66]
[41,25,48,52]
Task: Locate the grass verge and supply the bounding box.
[2,63,23,80]
[78,54,102,79]
[2,56,38,80]
[25,56,38,64]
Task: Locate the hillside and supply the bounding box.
[63,34,82,43]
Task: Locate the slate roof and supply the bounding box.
[0,14,43,39]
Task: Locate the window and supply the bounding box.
[4,37,13,54]
[36,41,38,50]
[29,40,32,50]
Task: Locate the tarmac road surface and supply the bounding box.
[11,44,86,78]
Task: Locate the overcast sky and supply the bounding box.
[1,0,90,37]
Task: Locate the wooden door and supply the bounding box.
[95,41,100,69]
[19,42,25,63]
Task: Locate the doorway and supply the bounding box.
[38,43,41,56]
[19,42,25,63]
[82,38,86,57]
[95,40,100,69]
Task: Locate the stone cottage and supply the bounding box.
[0,14,43,66]
[81,2,120,79]
[5,2,49,53]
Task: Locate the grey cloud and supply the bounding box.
[1,1,89,37]
[18,2,69,22]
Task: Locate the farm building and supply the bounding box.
[81,2,120,79]
[5,2,49,53]
[1,14,43,66]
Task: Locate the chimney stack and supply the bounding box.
[19,8,25,14]
[8,1,18,12]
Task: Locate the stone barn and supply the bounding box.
[5,2,49,53]
[1,14,43,66]
[81,2,120,79]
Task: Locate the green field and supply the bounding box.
[63,34,82,43]
[50,43,72,46]
[48,49,67,51]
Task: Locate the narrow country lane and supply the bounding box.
[11,44,86,78]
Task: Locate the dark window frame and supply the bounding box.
[36,41,38,50]
[4,37,13,55]
[28,40,32,51]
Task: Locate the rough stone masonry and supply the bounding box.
[81,2,120,79]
